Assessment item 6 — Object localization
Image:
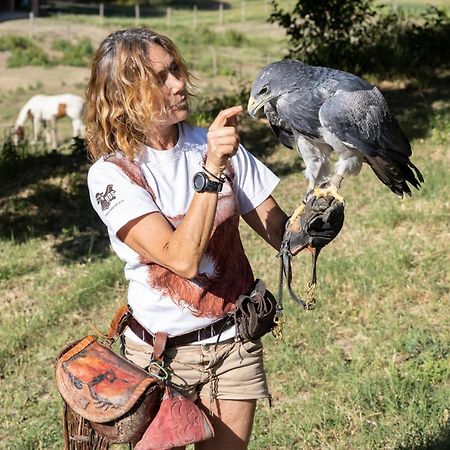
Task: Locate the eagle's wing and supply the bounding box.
[275,89,323,140]
[319,87,411,157]
[318,87,423,195]
[266,90,333,187]
[264,105,295,149]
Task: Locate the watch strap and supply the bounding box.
[203,177,223,192]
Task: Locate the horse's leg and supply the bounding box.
[50,116,58,149]
[42,120,52,147]
[72,118,84,138]
[32,117,41,145]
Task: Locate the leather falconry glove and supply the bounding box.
[278,193,345,309]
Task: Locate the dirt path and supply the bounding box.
[0,18,111,94]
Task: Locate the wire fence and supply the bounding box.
[38,0,444,25]
[14,1,289,89]
[40,1,277,26]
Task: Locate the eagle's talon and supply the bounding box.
[290,203,305,223]
[313,185,345,204]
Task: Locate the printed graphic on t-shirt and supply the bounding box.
[142,189,254,318]
[95,184,116,210]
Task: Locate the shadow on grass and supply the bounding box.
[380,70,450,141]
[0,151,110,263]
[397,427,450,450]
[1,69,448,262]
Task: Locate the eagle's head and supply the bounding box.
[247,60,304,118]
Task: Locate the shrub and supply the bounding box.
[368,6,450,76]
[51,38,94,67]
[0,35,94,68]
[0,35,31,51]
[176,26,248,47]
[189,84,250,127]
[0,35,52,68]
[0,133,30,175]
[269,0,376,73]
[269,1,450,76]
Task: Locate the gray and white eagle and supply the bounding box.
[247,60,423,210]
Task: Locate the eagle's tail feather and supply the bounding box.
[364,153,423,197]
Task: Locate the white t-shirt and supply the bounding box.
[88,122,279,343]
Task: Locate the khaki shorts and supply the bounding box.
[123,336,269,402]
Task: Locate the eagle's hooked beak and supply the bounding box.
[247,95,269,119]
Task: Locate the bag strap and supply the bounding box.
[104,305,133,346]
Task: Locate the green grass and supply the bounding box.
[0,132,448,449]
[1,2,449,448]
[241,141,450,449]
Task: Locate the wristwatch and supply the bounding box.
[193,171,223,193]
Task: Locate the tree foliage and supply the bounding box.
[269,0,450,76]
[269,0,375,73]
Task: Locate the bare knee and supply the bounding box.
[195,398,257,450]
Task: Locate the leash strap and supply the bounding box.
[276,235,317,312]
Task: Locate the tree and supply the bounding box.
[269,0,376,73]
[269,0,450,76]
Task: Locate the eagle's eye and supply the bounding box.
[258,86,269,95]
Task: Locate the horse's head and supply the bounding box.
[11,125,24,145]
[14,125,25,140]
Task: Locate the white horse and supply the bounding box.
[13,94,85,149]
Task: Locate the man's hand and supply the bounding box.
[205,105,243,176]
[283,194,345,257]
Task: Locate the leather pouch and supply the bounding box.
[135,387,214,450]
[234,279,277,342]
[55,335,162,445]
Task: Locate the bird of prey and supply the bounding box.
[247,60,423,217]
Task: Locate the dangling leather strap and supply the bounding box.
[106,305,132,340]
[100,304,133,347]
[277,235,316,310]
[152,332,168,363]
[103,306,168,365]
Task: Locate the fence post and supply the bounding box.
[192,5,197,29]
[219,3,223,25]
[28,11,34,39]
[99,2,104,23]
[135,4,140,25]
[241,1,246,23]
[209,46,217,76]
[392,0,398,13]
[166,7,172,27]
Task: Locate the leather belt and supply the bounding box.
[127,314,235,348]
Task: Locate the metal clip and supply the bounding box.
[148,361,169,381]
[272,313,286,340]
[304,281,317,310]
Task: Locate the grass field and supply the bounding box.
[1,1,449,449]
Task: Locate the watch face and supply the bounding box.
[193,172,207,192]
[193,172,222,193]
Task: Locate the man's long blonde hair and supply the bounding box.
[85,28,192,161]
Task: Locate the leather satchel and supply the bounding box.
[233,279,277,342]
[55,305,215,449]
[55,335,162,447]
[135,387,214,450]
